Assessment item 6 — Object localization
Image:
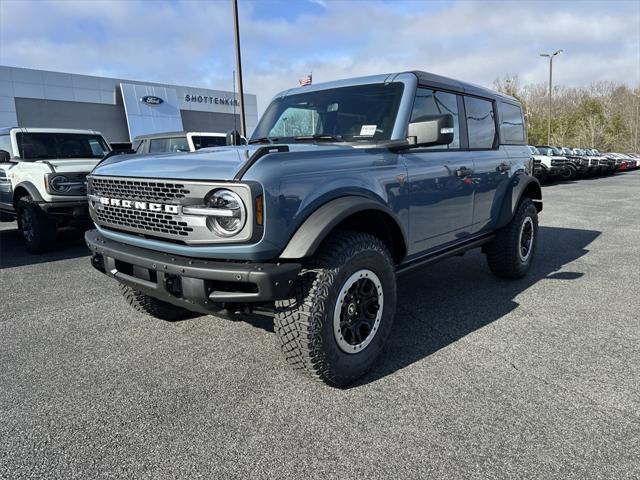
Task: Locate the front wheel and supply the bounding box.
[16,196,57,253]
[485,198,539,279]
[274,231,397,387]
[562,165,577,180]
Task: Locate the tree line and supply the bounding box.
[493,75,640,152]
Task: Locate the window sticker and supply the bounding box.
[360,125,377,136]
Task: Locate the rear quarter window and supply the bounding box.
[500,102,525,144]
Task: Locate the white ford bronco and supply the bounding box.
[0,127,111,252]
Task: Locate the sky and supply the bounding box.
[1,0,639,115]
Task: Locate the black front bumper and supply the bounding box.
[85,230,301,314]
[39,200,89,219]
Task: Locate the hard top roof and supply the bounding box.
[273,70,519,104]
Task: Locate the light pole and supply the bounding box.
[232,0,246,138]
[540,49,563,144]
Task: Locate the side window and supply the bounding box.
[410,88,460,149]
[0,135,12,158]
[168,137,190,152]
[464,96,496,149]
[500,102,525,144]
[149,138,170,153]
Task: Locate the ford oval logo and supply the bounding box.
[140,95,163,106]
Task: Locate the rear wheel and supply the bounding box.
[274,231,397,387]
[486,198,538,279]
[16,196,57,253]
[120,285,195,321]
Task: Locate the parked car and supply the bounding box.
[559,147,589,177]
[535,146,570,180]
[588,149,614,174]
[0,127,111,252]
[573,148,600,175]
[622,153,639,169]
[85,70,542,386]
[132,131,243,154]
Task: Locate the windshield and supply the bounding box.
[251,83,405,143]
[550,147,563,155]
[528,146,540,154]
[16,132,109,160]
[191,135,227,149]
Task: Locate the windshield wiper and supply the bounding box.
[248,137,278,144]
[293,134,343,142]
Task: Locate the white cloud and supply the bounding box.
[0,0,638,116]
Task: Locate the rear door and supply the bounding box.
[463,96,512,234]
[402,87,475,253]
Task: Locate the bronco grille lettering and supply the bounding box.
[98,197,179,214]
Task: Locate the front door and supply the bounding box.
[403,88,474,255]
[403,151,475,254]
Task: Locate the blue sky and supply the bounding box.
[1,0,638,114]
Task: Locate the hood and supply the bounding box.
[92,143,355,181]
[45,158,101,173]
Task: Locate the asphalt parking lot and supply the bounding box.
[1,171,639,479]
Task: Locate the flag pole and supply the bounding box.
[232,0,247,138]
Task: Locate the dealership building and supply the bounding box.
[0,66,258,143]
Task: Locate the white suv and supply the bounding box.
[132,131,240,154]
[0,127,111,253]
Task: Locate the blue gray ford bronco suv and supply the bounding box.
[86,71,542,386]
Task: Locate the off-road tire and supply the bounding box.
[120,285,195,321]
[16,196,57,253]
[486,198,538,279]
[562,165,577,180]
[274,231,397,387]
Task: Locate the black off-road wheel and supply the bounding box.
[485,198,538,279]
[120,285,195,321]
[16,196,57,253]
[274,231,397,387]
[562,165,577,181]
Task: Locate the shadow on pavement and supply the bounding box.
[353,225,600,387]
[0,224,89,269]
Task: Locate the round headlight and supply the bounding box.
[206,189,246,236]
[50,175,70,193]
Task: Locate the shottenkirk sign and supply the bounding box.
[184,94,240,106]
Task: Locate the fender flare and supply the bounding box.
[13,181,45,206]
[279,196,406,259]
[495,174,542,230]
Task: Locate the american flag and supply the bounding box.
[298,73,312,86]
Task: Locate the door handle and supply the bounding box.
[497,162,510,172]
[455,166,473,177]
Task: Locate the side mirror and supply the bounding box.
[407,114,454,147]
[0,149,11,162]
[226,130,243,146]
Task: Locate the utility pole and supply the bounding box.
[540,49,563,144]
[232,0,246,138]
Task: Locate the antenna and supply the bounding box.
[233,70,238,144]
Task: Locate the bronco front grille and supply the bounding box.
[551,159,566,167]
[94,205,194,237]
[90,177,190,202]
[87,175,256,245]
